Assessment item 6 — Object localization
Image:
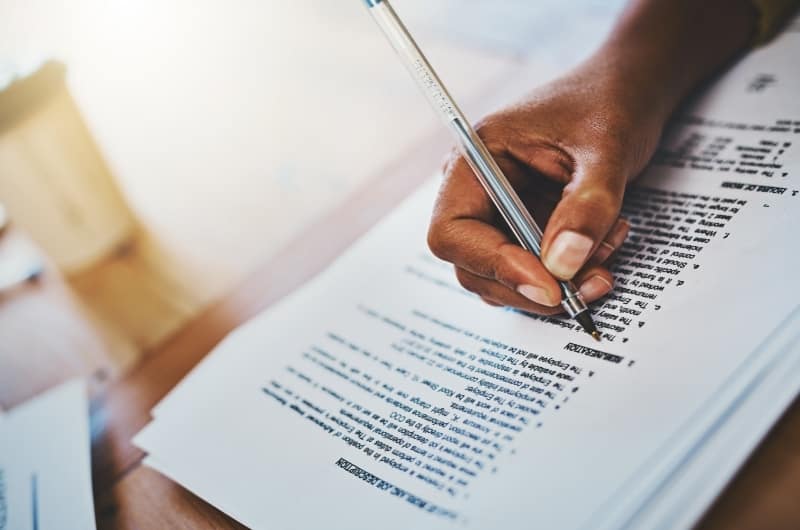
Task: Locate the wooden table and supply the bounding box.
[3,128,799,529]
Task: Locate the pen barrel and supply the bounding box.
[560,281,588,318]
[455,121,588,318]
[367,1,542,250]
[366,0,589,319]
[450,118,544,255]
[366,1,464,125]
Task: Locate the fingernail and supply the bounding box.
[590,242,615,266]
[609,218,630,247]
[517,284,558,307]
[579,276,613,300]
[544,230,594,279]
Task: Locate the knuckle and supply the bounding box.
[441,148,461,175]
[473,116,511,153]
[594,188,622,215]
[573,186,622,218]
[473,115,501,135]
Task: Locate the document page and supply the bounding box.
[0,380,96,530]
[623,307,800,530]
[136,20,800,530]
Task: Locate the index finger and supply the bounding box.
[428,154,563,307]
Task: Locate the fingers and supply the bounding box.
[480,296,504,307]
[430,218,562,307]
[464,263,614,311]
[541,160,626,280]
[574,266,615,302]
[588,217,630,266]
[456,214,623,312]
[429,156,563,307]
[455,267,562,315]
[431,141,630,316]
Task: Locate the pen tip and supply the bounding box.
[575,311,601,342]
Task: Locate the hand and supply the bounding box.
[427,68,663,314]
[426,0,755,316]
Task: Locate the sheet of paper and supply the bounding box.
[0,380,96,530]
[134,170,796,526]
[624,306,800,529]
[136,20,800,530]
[586,302,800,529]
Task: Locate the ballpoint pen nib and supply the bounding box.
[575,311,600,342]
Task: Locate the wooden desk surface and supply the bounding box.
[3,128,799,528]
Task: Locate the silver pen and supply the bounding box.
[363,0,600,340]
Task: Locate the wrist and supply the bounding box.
[568,52,677,131]
[584,0,757,124]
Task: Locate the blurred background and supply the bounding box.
[0,0,625,406]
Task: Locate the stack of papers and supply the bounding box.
[134,20,800,530]
[0,380,96,530]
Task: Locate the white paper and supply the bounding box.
[622,306,800,529]
[135,177,798,528]
[0,380,96,530]
[135,21,800,530]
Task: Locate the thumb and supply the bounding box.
[540,162,625,280]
